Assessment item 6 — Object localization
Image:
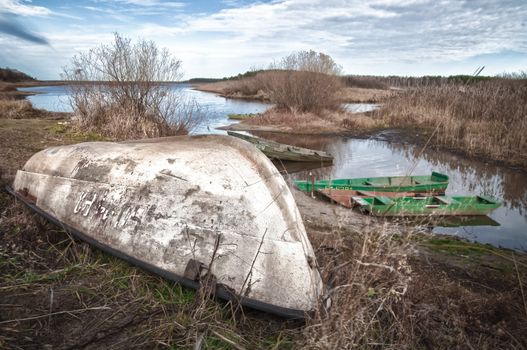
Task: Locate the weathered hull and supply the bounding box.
[352,195,501,217]
[10,135,324,318]
[295,172,449,193]
[317,189,420,208]
[227,131,334,162]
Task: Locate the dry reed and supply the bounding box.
[0,99,39,119]
[377,79,527,168]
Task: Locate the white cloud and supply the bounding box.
[117,0,184,7]
[0,0,52,16]
[2,0,527,78]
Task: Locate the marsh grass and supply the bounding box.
[0,99,42,119]
[377,79,527,168]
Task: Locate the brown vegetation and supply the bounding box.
[377,78,527,168]
[207,50,345,113]
[0,99,41,119]
[220,69,343,112]
[63,33,202,140]
[231,107,368,134]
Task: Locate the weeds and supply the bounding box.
[377,78,527,168]
[0,99,41,119]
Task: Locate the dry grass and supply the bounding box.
[376,79,527,168]
[244,107,363,134]
[209,70,343,112]
[337,87,395,103]
[300,222,415,348]
[0,99,41,119]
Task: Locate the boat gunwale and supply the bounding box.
[353,195,500,216]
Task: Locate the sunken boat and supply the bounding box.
[8,135,324,318]
[227,131,334,162]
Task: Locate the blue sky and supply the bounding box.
[0,0,526,80]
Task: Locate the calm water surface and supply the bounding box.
[19,85,527,251]
[256,132,527,252]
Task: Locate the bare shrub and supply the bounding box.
[62,33,202,140]
[261,51,343,112]
[259,70,343,112]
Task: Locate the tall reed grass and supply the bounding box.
[0,99,40,119]
[378,79,527,168]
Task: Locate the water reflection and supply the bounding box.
[252,132,527,251]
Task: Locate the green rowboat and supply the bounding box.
[352,195,501,217]
[294,172,449,193]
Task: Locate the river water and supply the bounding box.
[19,84,527,251]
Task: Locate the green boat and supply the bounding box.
[352,195,501,217]
[294,172,449,193]
[228,131,334,162]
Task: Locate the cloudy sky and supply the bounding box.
[0,0,526,79]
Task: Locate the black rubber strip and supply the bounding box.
[5,185,306,319]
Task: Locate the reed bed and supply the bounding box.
[0,99,39,119]
[377,79,527,168]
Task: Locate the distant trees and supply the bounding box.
[62,33,201,140]
[0,68,35,82]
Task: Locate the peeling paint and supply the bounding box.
[13,135,324,315]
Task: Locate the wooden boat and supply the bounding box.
[8,135,324,318]
[294,171,449,193]
[352,195,501,217]
[227,131,333,162]
[316,188,420,208]
[392,215,500,227]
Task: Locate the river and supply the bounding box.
[19,84,527,251]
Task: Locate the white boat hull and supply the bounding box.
[11,135,324,317]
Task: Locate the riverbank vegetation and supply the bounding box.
[218,66,526,169]
[62,34,202,140]
[376,76,527,168]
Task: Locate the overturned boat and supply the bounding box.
[8,135,324,318]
